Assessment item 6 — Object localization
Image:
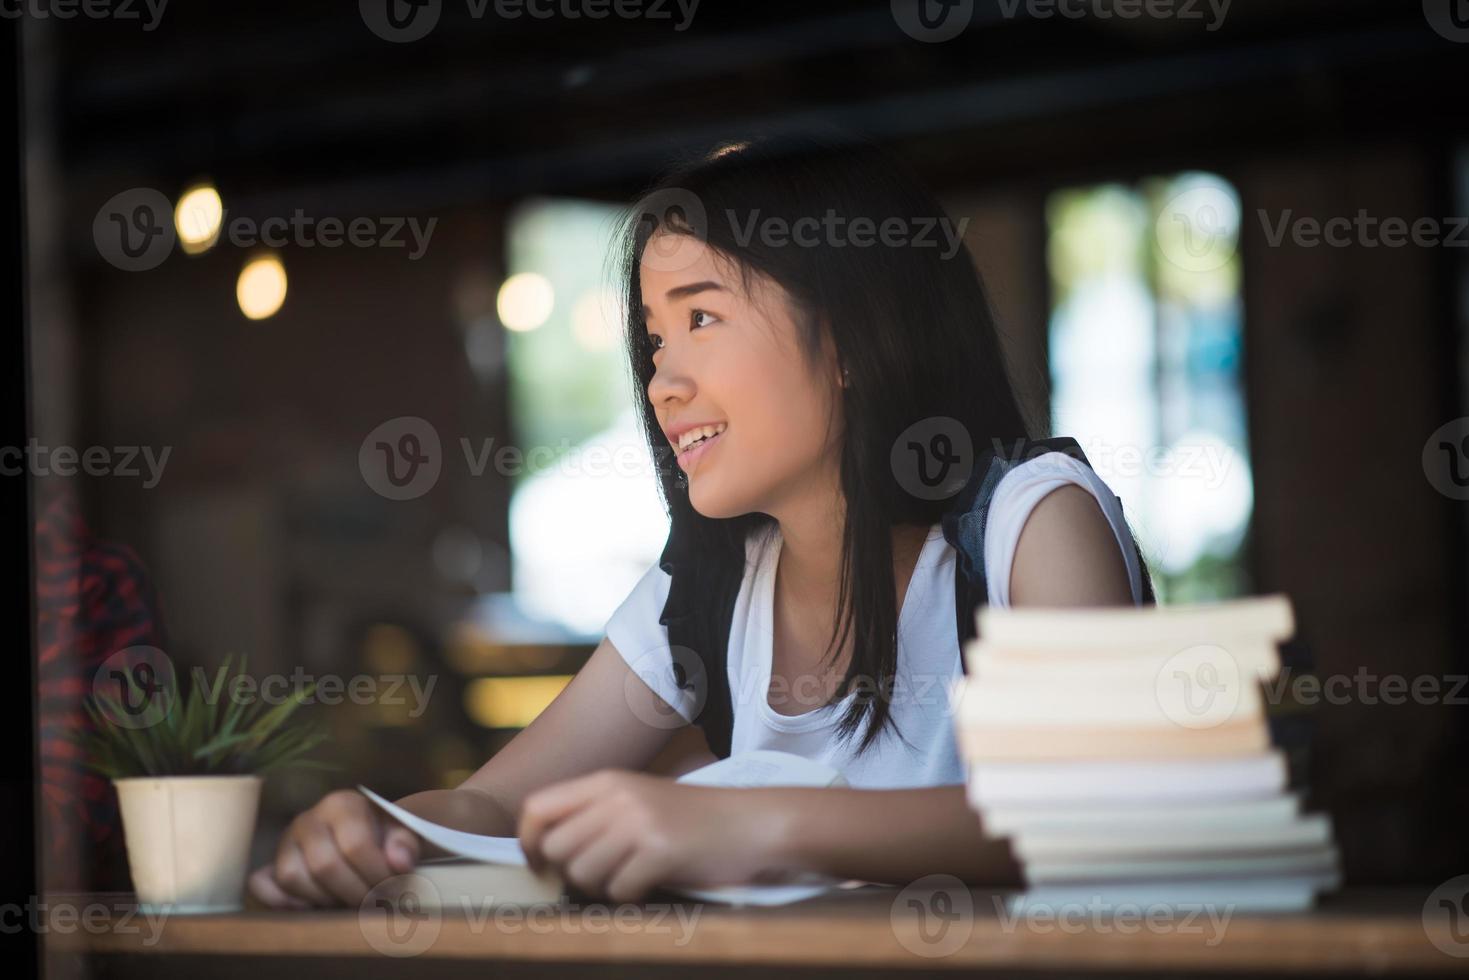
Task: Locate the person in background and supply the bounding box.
[35,477,168,893]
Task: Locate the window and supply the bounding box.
[1047,174,1252,601]
[501,199,669,637]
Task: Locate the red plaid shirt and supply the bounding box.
[36,480,166,892]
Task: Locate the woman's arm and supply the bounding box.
[394,633,686,836]
[1010,484,1136,606]
[762,784,1021,885]
[249,635,685,907]
[516,770,1021,901]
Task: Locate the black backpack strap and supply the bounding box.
[941,436,1091,665]
[656,524,743,759]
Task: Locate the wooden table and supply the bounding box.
[40,886,1463,978]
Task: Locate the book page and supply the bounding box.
[358,751,859,907]
[358,786,529,866]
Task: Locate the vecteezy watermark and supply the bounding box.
[1155,183,1241,273]
[90,647,178,730]
[621,645,967,733]
[890,417,977,501]
[1259,667,1469,709]
[1155,643,1247,730]
[890,423,1239,503]
[0,896,170,944]
[358,0,699,43]
[0,0,168,30]
[93,187,438,272]
[359,876,703,958]
[727,209,971,261]
[631,188,972,270]
[1257,210,1469,250]
[996,894,1234,946]
[891,0,1229,43]
[624,644,709,731]
[1424,875,1469,958]
[1423,417,1469,500]
[192,664,438,718]
[1154,640,1469,731]
[89,646,439,730]
[891,875,975,958]
[0,440,170,487]
[358,416,682,501]
[1423,0,1469,43]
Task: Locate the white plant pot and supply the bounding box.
[114,774,263,914]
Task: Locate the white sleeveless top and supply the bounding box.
[604,451,1146,789]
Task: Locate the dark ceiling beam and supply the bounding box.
[118,19,1448,223]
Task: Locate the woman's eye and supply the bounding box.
[690,309,718,329]
[646,333,664,353]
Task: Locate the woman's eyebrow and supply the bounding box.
[641,280,726,320]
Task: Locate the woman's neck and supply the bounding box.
[773,502,932,604]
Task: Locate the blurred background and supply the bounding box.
[19,0,1469,897]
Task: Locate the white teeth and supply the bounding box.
[677,422,727,452]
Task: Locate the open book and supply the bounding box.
[359,750,860,908]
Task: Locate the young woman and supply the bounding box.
[248,134,1152,910]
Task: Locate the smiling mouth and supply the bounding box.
[676,427,725,469]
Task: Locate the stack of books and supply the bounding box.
[952,594,1340,913]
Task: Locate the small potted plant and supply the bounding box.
[75,652,333,913]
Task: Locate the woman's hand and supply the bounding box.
[247,789,422,909]
[517,769,789,903]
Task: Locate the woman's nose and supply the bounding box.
[646,355,695,406]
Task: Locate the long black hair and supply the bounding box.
[613,132,1055,754]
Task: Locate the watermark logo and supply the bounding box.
[1154,643,1243,729]
[1156,184,1239,273]
[891,0,973,43]
[360,0,443,42]
[360,416,443,500]
[996,895,1233,944]
[1259,667,1467,708]
[0,0,169,31]
[90,646,177,730]
[1423,875,1469,957]
[726,209,969,260]
[0,440,171,487]
[891,416,975,501]
[94,188,175,272]
[0,897,171,943]
[1422,418,1469,500]
[633,187,709,275]
[1258,210,1469,249]
[93,187,438,271]
[891,874,974,957]
[360,0,697,42]
[624,644,708,730]
[1424,0,1469,42]
[360,875,444,957]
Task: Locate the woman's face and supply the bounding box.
[640,232,844,519]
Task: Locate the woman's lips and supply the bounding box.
[676,428,725,471]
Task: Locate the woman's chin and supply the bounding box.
[687,481,746,521]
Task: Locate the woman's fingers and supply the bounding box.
[518,774,606,867]
[327,804,398,890]
[382,823,421,874]
[562,829,637,900]
[604,846,676,905]
[296,818,375,906]
[537,800,612,866]
[247,864,311,910]
[271,839,337,907]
